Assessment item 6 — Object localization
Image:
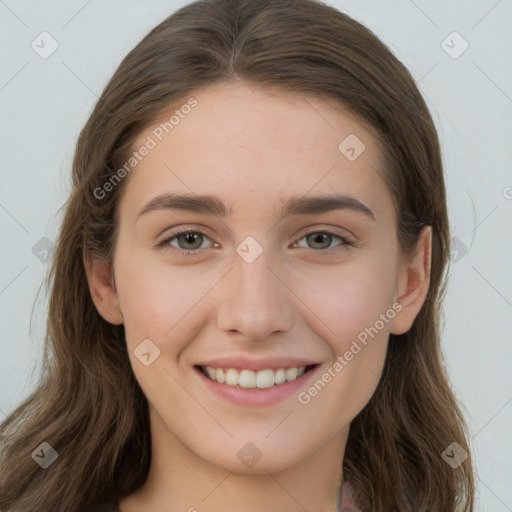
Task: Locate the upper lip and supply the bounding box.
[195,357,320,371]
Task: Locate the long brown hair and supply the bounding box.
[0,0,474,510]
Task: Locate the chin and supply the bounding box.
[190,437,309,475]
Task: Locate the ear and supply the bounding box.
[84,257,124,325]
[389,226,432,335]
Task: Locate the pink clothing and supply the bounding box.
[339,480,362,511]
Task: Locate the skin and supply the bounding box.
[86,82,431,512]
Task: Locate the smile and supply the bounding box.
[199,365,313,388]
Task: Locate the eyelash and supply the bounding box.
[155,228,355,256]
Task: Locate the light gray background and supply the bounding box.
[0,1,511,510]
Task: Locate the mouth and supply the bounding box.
[195,364,318,389]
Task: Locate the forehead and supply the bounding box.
[121,82,393,223]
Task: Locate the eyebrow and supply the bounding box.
[136,192,376,221]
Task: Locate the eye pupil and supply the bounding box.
[308,233,331,249]
[179,232,202,250]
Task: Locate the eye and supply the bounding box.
[155,228,355,255]
[156,229,214,255]
[294,230,355,253]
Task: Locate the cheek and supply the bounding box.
[293,259,393,421]
[114,248,214,345]
[290,253,396,352]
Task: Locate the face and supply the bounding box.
[88,82,430,476]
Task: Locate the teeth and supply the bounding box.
[225,368,239,386]
[285,367,298,382]
[256,369,274,388]
[239,369,256,388]
[275,368,286,385]
[202,365,307,388]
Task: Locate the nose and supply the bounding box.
[216,244,294,342]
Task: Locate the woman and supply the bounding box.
[0,0,475,510]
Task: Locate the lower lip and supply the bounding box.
[195,366,319,407]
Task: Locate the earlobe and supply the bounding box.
[84,257,124,325]
[390,226,432,335]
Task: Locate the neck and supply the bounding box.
[119,407,349,512]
